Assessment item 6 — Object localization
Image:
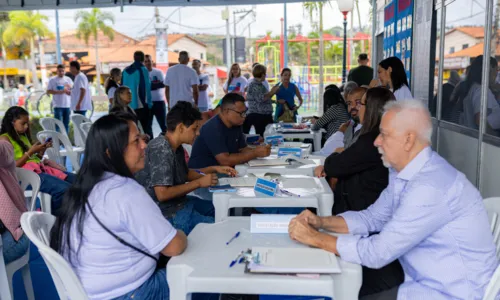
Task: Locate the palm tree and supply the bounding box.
[3,11,52,89]
[303,1,330,114]
[74,8,115,95]
[0,12,9,89]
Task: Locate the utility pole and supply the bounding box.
[232,8,255,63]
[55,10,62,65]
[155,7,169,73]
[223,7,231,71]
[283,2,288,68]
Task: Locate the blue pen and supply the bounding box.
[280,189,300,197]
[229,251,243,268]
[226,231,241,245]
[195,170,206,176]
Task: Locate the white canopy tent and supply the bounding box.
[0,0,321,11]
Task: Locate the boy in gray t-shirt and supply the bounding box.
[135,101,236,234]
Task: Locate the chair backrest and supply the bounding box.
[79,122,92,143]
[37,130,81,172]
[15,168,41,211]
[39,117,68,138]
[71,115,91,148]
[20,212,89,300]
[484,197,500,257]
[483,263,500,300]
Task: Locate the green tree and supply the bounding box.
[303,1,330,111]
[0,12,9,89]
[3,11,52,89]
[74,8,115,95]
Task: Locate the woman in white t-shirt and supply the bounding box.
[50,113,187,300]
[223,63,247,96]
[105,68,121,108]
[369,56,413,101]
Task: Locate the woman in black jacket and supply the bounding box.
[314,87,404,298]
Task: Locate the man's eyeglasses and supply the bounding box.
[227,108,247,118]
[355,100,366,107]
[346,99,363,107]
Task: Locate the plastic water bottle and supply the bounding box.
[250,125,256,135]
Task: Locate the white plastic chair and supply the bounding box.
[71,115,91,148]
[37,130,81,172]
[16,168,52,215]
[484,197,500,256]
[484,264,500,300]
[0,169,40,300]
[483,197,500,300]
[39,117,68,138]
[0,238,12,300]
[20,212,89,300]
[79,122,92,143]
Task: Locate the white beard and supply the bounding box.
[377,147,392,169]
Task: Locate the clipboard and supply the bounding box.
[243,247,341,274]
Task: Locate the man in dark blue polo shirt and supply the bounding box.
[188,93,271,169]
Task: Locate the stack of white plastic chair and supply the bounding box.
[37,130,81,172]
[0,169,40,300]
[482,197,500,300]
[39,117,84,162]
[70,115,91,148]
[39,117,68,138]
[21,212,89,300]
[79,122,92,144]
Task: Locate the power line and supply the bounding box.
[447,11,484,24]
[135,17,155,36]
[161,16,234,30]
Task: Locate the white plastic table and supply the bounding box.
[235,155,325,177]
[270,142,313,156]
[167,218,362,300]
[213,176,333,222]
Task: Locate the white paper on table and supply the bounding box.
[247,247,341,274]
[250,214,296,233]
[248,155,314,167]
[282,178,318,189]
[219,176,271,187]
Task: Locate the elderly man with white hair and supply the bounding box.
[288,99,498,300]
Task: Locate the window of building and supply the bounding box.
[200,53,204,59]
[435,0,487,131]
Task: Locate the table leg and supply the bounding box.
[313,133,322,152]
[214,198,230,222]
[332,267,363,300]
[319,194,334,217]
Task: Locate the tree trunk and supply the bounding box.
[29,37,40,89]
[1,45,9,89]
[94,35,102,95]
[38,36,48,88]
[318,4,324,116]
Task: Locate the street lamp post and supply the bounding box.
[337,0,353,84]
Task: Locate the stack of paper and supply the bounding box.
[219,176,270,187]
[246,247,341,274]
[248,155,315,167]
